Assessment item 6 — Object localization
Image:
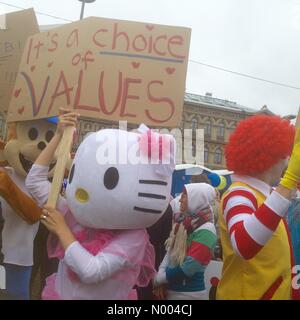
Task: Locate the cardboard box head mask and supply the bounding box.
[2,118,69,177]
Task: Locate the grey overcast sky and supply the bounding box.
[1,0,300,117]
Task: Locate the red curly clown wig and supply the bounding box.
[225,115,295,175]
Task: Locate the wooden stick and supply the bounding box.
[46,126,74,207]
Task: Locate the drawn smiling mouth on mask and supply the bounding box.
[19,153,56,173]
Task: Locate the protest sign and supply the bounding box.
[0,8,39,112]
[7,16,191,127]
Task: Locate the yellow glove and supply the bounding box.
[280,127,300,190]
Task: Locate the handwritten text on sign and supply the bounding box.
[8,17,191,126]
[0,8,39,112]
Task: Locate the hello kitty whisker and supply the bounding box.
[138,193,166,200]
[133,207,162,214]
[139,180,167,186]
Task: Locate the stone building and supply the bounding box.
[74,92,264,169]
[182,92,259,169]
[0,92,276,170]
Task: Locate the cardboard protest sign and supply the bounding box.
[7,17,191,127]
[0,8,39,112]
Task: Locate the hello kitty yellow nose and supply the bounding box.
[75,188,89,203]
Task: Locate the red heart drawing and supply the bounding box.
[166,67,175,75]
[132,62,140,69]
[18,106,25,114]
[146,24,154,31]
[48,61,54,68]
[14,88,21,98]
[30,65,36,72]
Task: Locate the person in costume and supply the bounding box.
[287,190,300,265]
[25,111,176,300]
[137,204,173,300]
[216,114,300,300]
[287,189,300,294]
[0,117,63,300]
[153,183,218,300]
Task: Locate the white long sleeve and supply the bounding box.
[25,164,64,208]
[153,252,170,286]
[158,252,170,272]
[64,241,131,284]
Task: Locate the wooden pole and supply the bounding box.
[46,126,74,207]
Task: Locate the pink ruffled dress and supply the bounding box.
[42,206,156,300]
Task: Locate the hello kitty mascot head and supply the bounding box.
[43,124,175,300]
[66,124,175,229]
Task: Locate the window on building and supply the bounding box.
[217,122,225,138]
[214,148,222,164]
[192,142,196,157]
[84,122,91,131]
[204,145,209,163]
[204,120,211,137]
[228,123,237,138]
[191,118,198,132]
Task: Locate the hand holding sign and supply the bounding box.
[46,109,79,208]
[56,108,80,136]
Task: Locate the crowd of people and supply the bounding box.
[0,110,300,300]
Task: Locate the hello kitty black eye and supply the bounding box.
[69,164,75,184]
[28,127,38,140]
[104,167,119,190]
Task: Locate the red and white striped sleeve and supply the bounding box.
[223,186,290,260]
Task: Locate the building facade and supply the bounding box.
[182,92,259,169]
[74,92,261,170]
[0,92,272,170]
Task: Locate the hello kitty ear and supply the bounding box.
[139,129,174,162]
[137,123,176,177]
[154,135,176,178]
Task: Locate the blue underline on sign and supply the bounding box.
[99,51,184,63]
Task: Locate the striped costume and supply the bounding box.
[166,222,217,294]
[155,183,218,300]
[217,175,295,300]
[156,221,217,300]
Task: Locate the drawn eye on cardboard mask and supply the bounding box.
[28,127,38,140]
